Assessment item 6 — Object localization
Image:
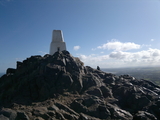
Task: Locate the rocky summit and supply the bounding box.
[0,51,160,120]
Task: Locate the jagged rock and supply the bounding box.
[97,66,100,70]
[86,87,103,97]
[16,61,23,69]
[148,104,160,120]
[70,99,88,114]
[70,95,111,119]
[56,73,73,93]
[100,85,113,98]
[0,108,17,120]
[103,76,115,85]
[55,102,79,116]
[133,111,157,120]
[78,113,100,120]
[6,68,16,75]
[106,104,133,120]
[47,105,59,111]
[55,112,66,120]
[0,115,9,120]
[32,107,48,118]
[60,111,77,120]
[0,50,160,120]
[15,111,29,120]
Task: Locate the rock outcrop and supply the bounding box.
[0,50,160,120]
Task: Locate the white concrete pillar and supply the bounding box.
[49,30,67,55]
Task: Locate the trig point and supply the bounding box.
[49,30,67,55]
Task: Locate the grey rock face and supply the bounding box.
[133,111,157,120]
[15,111,29,120]
[0,108,17,120]
[0,115,9,120]
[0,50,160,120]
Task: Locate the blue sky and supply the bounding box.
[0,0,160,72]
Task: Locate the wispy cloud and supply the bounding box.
[100,51,104,54]
[93,39,141,51]
[15,58,24,61]
[151,39,155,42]
[39,51,48,55]
[142,44,151,47]
[73,46,80,51]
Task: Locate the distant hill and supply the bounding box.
[102,67,160,86]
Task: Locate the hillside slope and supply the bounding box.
[0,51,160,120]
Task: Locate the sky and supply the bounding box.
[0,0,160,72]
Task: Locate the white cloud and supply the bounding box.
[109,51,129,59]
[109,48,160,62]
[77,40,160,68]
[91,48,96,51]
[100,52,104,54]
[142,44,151,47]
[151,39,155,42]
[74,46,80,51]
[39,51,47,55]
[78,48,160,68]
[79,54,109,65]
[15,58,24,61]
[97,40,140,51]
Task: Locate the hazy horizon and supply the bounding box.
[1,65,160,74]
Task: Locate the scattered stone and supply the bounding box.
[0,114,9,120]
[133,111,157,120]
[47,105,59,111]
[15,111,29,120]
[0,108,17,120]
